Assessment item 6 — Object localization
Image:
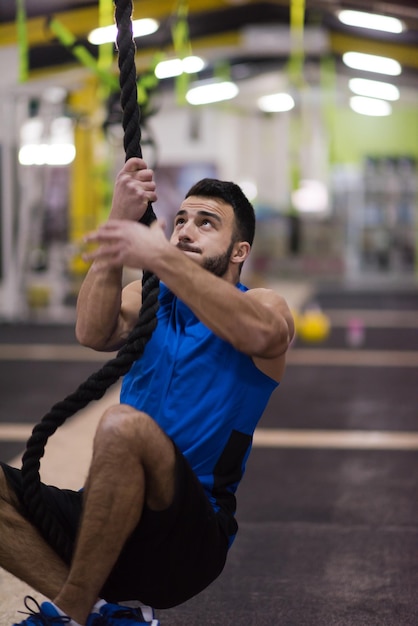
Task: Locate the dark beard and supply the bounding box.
[202,241,235,277]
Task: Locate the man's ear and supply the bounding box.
[231,241,251,265]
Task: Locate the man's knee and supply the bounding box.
[0,466,20,509]
[95,404,170,456]
[97,404,152,438]
[94,405,176,508]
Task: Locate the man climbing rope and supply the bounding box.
[0,157,294,626]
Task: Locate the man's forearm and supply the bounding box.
[75,263,124,351]
[152,246,291,358]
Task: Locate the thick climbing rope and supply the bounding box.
[21,0,160,564]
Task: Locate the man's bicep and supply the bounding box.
[246,288,294,335]
[246,289,293,381]
[246,288,295,355]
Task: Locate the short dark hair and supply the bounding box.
[185,178,256,246]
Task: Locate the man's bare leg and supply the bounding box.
[0,468,69,598]
[53,404,176,625]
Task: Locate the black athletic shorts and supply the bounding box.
[0,447,229,609]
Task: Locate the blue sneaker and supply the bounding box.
[13,597,159,626]
[90,602,160,625]
[13,596,72,624]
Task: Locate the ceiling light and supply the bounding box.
[338,10,404,34]
[19,144,76,166]
[19,116,76,166]
[350,96,392,116]
[257,92,295,113]
[349,78,400,101]
[186,81,239,105]
[155,56,205,79]
[88,18,158,45]
[343,52,401,76]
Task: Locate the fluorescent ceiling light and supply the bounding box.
[343,52,401,76]
[338,10,404,33]
[350,95,392,116]
[19,144,76,166]
[19,116,76,166]
[155,56,205,79]
[88,18,158,45]
[186,81,239,105]
[257,92,295,113]
[349,78,400,101]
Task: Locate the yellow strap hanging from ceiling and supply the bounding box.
[16,0,28,82]
[288,0,305,88]
[171,0,192,103]
[288,0,306,208]
[98,0,114,71]
[48,17,119,91]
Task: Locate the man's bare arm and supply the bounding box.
[153,245,294,360]
[76,271,143,351]
[75,158,156,351]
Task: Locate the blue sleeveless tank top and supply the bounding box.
[120,282,278,545]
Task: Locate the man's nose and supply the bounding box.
[178,220,195,241]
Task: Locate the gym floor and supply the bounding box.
[0,282,417,625]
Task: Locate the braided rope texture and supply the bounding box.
[21,0,160,563]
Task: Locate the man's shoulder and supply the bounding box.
[241,285,284,303]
